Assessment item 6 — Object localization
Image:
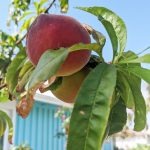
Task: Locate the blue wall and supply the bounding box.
[14,101,113,150]
[103,140,114,150]
[14,101,66,150]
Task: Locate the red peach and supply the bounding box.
[26,14,91,76]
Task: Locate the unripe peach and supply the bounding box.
[51,67,90,103]
[26,14,91,76]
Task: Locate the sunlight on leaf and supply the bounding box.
[77,7,127,59]
[27,48,68,90]
[67,63,117,150]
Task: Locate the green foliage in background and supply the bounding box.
[0,1,150,150]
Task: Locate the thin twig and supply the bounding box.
[137,46,150,55]
[16,34,27,45]
[45,0,56,13]
[16,0,56,45]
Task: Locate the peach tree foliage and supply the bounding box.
[0,0,68,143]
[0,1,150,150]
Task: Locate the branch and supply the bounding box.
[45,0,56,13]
[16,34,26,45]
[16,0,56,45]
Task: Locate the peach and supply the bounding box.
[26,14,91,76]
[51,67,90,103]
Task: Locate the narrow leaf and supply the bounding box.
[108,98,127,135]
[21,17,34,32]
[117,71,135,108]
[34,2,39,11]
[19,11,34,21]
[127,66,150,84]
[0,116,7,137]
[67,63,117,150]
[119,54,150,64]
[118,50,137,62]
[0,110,13,143]
[117,51,141,108]
[6,50,26,94]
[27,48,68,90]
[77,7,127,55]
[101,20,118,58]
[68,43,101,55]
[17,67,34,92]
[18,60,33,80]
[124,73,146,131]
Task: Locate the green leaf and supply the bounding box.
[34,0,48,14]
[6,50,26,94]
[0,58,10,74]
[91,30,106,53]
[119,54,150,64]
[0,110,13,143]
[127,66,150,84]
[17,67,34,92]
[117,51,141,108]
[79,24,106,56]
[59,0,69,13]
[117,71,134,108]
[27,48,68,90]
[38,7,46,14]
[68,43,101,55]
[0,31,8,41]
[108,98,127,135]
[0,115,7,137]
[77,7,127,56]
[21,17,34,32]
[18,60,33,80]
[0,89,9,102]
[117,51,145,130]
[124,73,146,131]
[67,63,117,150]
[118,50,137,61]
[19,11,34,21]
[91,30,106,46]
[34,2,39,11]
[100,20,118,59]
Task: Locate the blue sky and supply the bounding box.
[0,0,150,95]
[68,0,150,61]
[1,0,150,60]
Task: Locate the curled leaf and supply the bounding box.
[82,24,106,54]
[78,6,127,59]
[16,93,34,118]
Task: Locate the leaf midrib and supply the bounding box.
[84,66,106,150]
